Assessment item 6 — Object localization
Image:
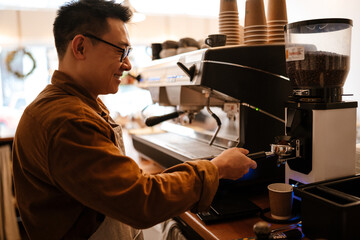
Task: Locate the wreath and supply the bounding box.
[6,48,36,79]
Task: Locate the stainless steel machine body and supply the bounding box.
[133,44,291,186]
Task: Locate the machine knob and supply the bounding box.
[177,62,196,81]
[253,221,271,240]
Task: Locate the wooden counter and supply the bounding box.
[136,156,305,240]
[178,194,302,240]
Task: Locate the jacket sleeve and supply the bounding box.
[48,117,219,229]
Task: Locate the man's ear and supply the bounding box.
[71,35,87,60]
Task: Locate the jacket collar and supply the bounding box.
[51,70,110,121]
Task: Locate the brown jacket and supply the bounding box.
[12,71,219,239]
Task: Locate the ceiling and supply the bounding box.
[0,0,239,17]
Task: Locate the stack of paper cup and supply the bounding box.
[244,0,267,45]
[267,0,287,43]
[219,0,241,45]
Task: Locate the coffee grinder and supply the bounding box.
[276,18,357,185]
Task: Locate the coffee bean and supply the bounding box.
[286,51,349,88]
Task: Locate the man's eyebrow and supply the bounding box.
[117,41,130,47]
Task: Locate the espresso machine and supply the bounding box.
[134,44,290,181]
[132,44,291,222]
[271,18,357,186]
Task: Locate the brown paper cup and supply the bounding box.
[245,30,267,36]
[244,0,266,27]
[268,183,293,220]
[245,26,267,31]
[268,39,284,43]
[244,39,267,45]
[268,31,285,36]
[268,39,285,43]
[244,34,267,40]
[268,33,284,37]
[220,0,238,12]
[267,21,287,27]
[219,12,239,16]
[267,0,287,21]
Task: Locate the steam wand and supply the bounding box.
[144,111,184,127]
[205,90,222,146]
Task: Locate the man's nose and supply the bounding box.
[121,57,132,71]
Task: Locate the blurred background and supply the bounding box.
[0,0,359,140]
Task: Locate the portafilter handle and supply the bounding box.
[247,151,275,161]
[247,142,298,165]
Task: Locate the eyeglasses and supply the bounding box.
[83,33,132,62]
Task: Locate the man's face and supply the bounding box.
[84,18,132,97]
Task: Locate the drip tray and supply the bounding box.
[137,132,225,160]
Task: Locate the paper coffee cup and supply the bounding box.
[267,0,287,22]
[268,183,293,220]
[244,0,266,27]
[245,30,267,36]
[220,0,238,12]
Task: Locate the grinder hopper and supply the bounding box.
[284,18,353,102]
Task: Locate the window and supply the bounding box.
[0,46,55,137]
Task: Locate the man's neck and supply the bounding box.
[58,64,98,100]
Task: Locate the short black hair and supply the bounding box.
[53,0,132,60]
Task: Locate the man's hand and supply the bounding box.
[211,148,257,180]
